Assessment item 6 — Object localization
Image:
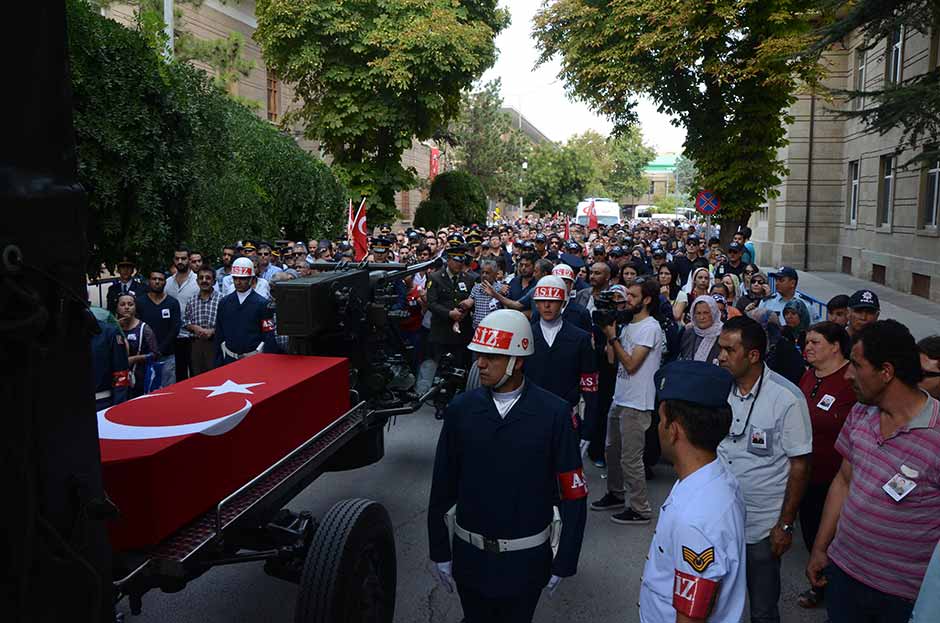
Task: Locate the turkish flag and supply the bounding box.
[429,147,441,180]
[99,354,349,550]
[351,197,368,261]
[586,198,598,230]
[564,219,570,240]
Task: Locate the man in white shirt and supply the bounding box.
[593,278,664,525]
[165,246,199,381]
[716,315,812,623]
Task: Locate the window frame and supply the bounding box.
[878,154,896,228]
[886,26,904,86]
[266,72,280,123]
[848,160,860,224]
[853,48,867,110]
[922,154,940,229]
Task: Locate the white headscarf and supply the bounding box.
[691,295,723,362]
[683,266,713,294]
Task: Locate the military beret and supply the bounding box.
[654,360,734,409]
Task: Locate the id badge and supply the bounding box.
[457,282,468,292]
[161,308,171,319]
[883,473,917,502]
[747,427,773,456]
[817,394,836,411]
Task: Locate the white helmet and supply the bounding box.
[468,309,534,357]
[468,309,533,389]
[532,275,567,301]
[552,264,575,282]
[231,257,255,277]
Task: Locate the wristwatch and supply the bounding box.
[779,523,794,534]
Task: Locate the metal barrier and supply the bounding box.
[88,276,119,308]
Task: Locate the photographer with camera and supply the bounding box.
[591,278,664,525]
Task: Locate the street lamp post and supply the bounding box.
[519,160,528,215]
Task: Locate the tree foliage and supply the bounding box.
[255,0,509,224]
[674,155,698,197]
[450,79,532,203]
[808,0,940,165]
[414,171,487,229]
[523,142,595,216]
[68,0,344,274]
[534,0,821,232]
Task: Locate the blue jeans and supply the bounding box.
[159,355,176,388]
[826,563,914,623]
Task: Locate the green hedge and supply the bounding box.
[67,0,346,274]
[416,170,487,228]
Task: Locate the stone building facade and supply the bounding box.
[751,27,940,302]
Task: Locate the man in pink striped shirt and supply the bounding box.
[806,320,940,623]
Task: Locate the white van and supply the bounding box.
[575,198,621,227]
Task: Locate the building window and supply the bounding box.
[853,48,867,110]
[848,160,860,223]
[878,154,895,226]
[930,29,940,71]
[266,72,279,122]
[924,155,940,228]
[886,27,904,85]
[648,180,655,195]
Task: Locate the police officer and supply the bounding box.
[526,275,598,455]
[91,318,131,411]
[639,360,746,623]
[371,235,393,262]
[428,310,587,622]
[426,241,475,373]
[213,257,278,366]
[106,255,147,313]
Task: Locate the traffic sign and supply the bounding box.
[695,190,720,216]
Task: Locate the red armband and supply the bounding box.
[558,468,588,500]
[579,372,598,392]
[112,370,130,388]
[261,318,275,333]
[673,569,719,619]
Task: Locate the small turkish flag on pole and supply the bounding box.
[351,197,368,261]
[564,219,570,240]
[586,198,598,230]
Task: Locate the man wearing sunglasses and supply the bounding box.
[919,335,940,399]
[256,242,284,282]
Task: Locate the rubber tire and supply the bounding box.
[295,498,396,623]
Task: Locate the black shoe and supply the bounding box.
[610,508,651,525]
[590,493,625,511]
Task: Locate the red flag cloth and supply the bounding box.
[99,354,349,550]
[429,148,441,180]
[352,198,368,261]
[564,219,570,240]
[586,198,598,230]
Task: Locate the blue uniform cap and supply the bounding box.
[654,360,734,409]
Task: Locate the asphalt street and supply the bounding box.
[119,405,828,623]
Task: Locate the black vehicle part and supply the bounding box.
[325,422,385,472]
[295,498,396,623]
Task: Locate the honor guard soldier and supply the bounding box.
[371,235,392,262]
[106,255,147,313]
[525,275,599,455]
[428,310,588,623]
[639,360,746,623]
[213,257,278,366]
[91,317,131,410]
[426,239,476,373]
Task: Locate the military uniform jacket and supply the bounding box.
[526,319,599,441]
[107,276,147,313]
[91,320,130,406]
[639,459,746,623]
[426,267,475,345]
[427,383,588,597]
[213,290,278,366]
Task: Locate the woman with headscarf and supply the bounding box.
[678,295,723,365]
[783,298,812,355]
[747,307,806,384]
[684,266,712,320]
[657,262,687,321]
[721,273,741,306]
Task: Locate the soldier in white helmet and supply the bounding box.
[213,257,278,366]
[428,309,588,623]
[219,256,272,299]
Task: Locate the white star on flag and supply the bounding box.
[194,380,265,398]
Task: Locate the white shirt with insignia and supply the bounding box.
[639,459,746,623]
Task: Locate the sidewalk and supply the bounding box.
[795,271,940,340]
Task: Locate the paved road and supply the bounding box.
[119,406,827,623]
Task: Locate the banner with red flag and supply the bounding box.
[351,198,368,260]
[586,198,598,230]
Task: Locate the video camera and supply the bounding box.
[591,289,634,328]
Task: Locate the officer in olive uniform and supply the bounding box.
[91,318,130,410]
[426,239,476,372]
[639,360,746,622]
[428,310,588,623]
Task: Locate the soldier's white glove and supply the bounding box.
[579,439,590,458]
[545,574,563,596]
[434,561,454,593]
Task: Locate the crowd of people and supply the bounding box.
[91,216,940,623]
